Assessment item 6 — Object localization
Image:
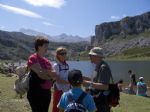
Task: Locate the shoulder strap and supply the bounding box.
[24,66,28,74]
[67,92,87,104]
[110,72,114,84]
[67,92,74,103]
[58,63,69,72]
[21,65,29,79]
[58,64,61,72]
[77,92,87,104]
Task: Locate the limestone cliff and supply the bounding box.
[92,11,150,46]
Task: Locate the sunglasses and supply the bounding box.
[59,52,67,55]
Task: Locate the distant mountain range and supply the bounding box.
[19,28,90,43]
[1,11,150,61]
[0,30,89,61]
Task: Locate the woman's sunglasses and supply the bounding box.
[59,52,67,55]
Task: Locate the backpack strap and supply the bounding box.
[77,92,87,104]
[67,92,87,104]
[110,72,114,84]
[67,92,74,103]
[58,63,69,72]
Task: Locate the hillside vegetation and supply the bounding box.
[0,28,150,61]
[0,30,89,61]
[0,30,34,61]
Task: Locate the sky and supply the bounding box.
[0,0,150,37]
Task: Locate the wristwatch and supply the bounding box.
[89,82,93,89]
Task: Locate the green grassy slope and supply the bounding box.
[0,74,150,112]
[112,93,150,112]
[0,74,31,112]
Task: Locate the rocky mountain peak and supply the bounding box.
[92,11,150,46]
[20,28,90,43]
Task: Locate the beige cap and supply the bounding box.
[89,47,104,57]
[139,77,144,80]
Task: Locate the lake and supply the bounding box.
[67,61,150,83]
[17,60,150,83]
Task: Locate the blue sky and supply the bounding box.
[0,0,150,37]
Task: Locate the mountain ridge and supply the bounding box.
[0,30,89,61]
[92,11,150,46]
[19,28,90,43]
[90,11,150,58]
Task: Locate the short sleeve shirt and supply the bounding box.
[94,61,112,84]
[27,53,52,70]
[27,53,52,89]
[57,88,97,112]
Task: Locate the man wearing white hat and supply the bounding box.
[88,47,114,112]
[136,77,148,97]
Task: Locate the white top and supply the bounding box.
[53,61,70,92]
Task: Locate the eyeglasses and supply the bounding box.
[59,52,67,55]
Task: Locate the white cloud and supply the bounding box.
[0,25,5,30]
[43,22,53,26]
[0,3,43,18]
[42,21,63,28]
[23,0,66,8]
[111,16,120,20]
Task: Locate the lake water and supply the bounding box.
[67,61,150,83]
[17,60,150,83]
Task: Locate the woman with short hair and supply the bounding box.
[27,36,57,112]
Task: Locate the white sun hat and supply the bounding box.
[89,47,105,57]
[139,77,144,80]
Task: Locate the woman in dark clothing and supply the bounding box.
[27,36,57,112]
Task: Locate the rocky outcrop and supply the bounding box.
[92,11,150,46]
[101,36,150,56]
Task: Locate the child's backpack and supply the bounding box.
[65,92,87,112]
